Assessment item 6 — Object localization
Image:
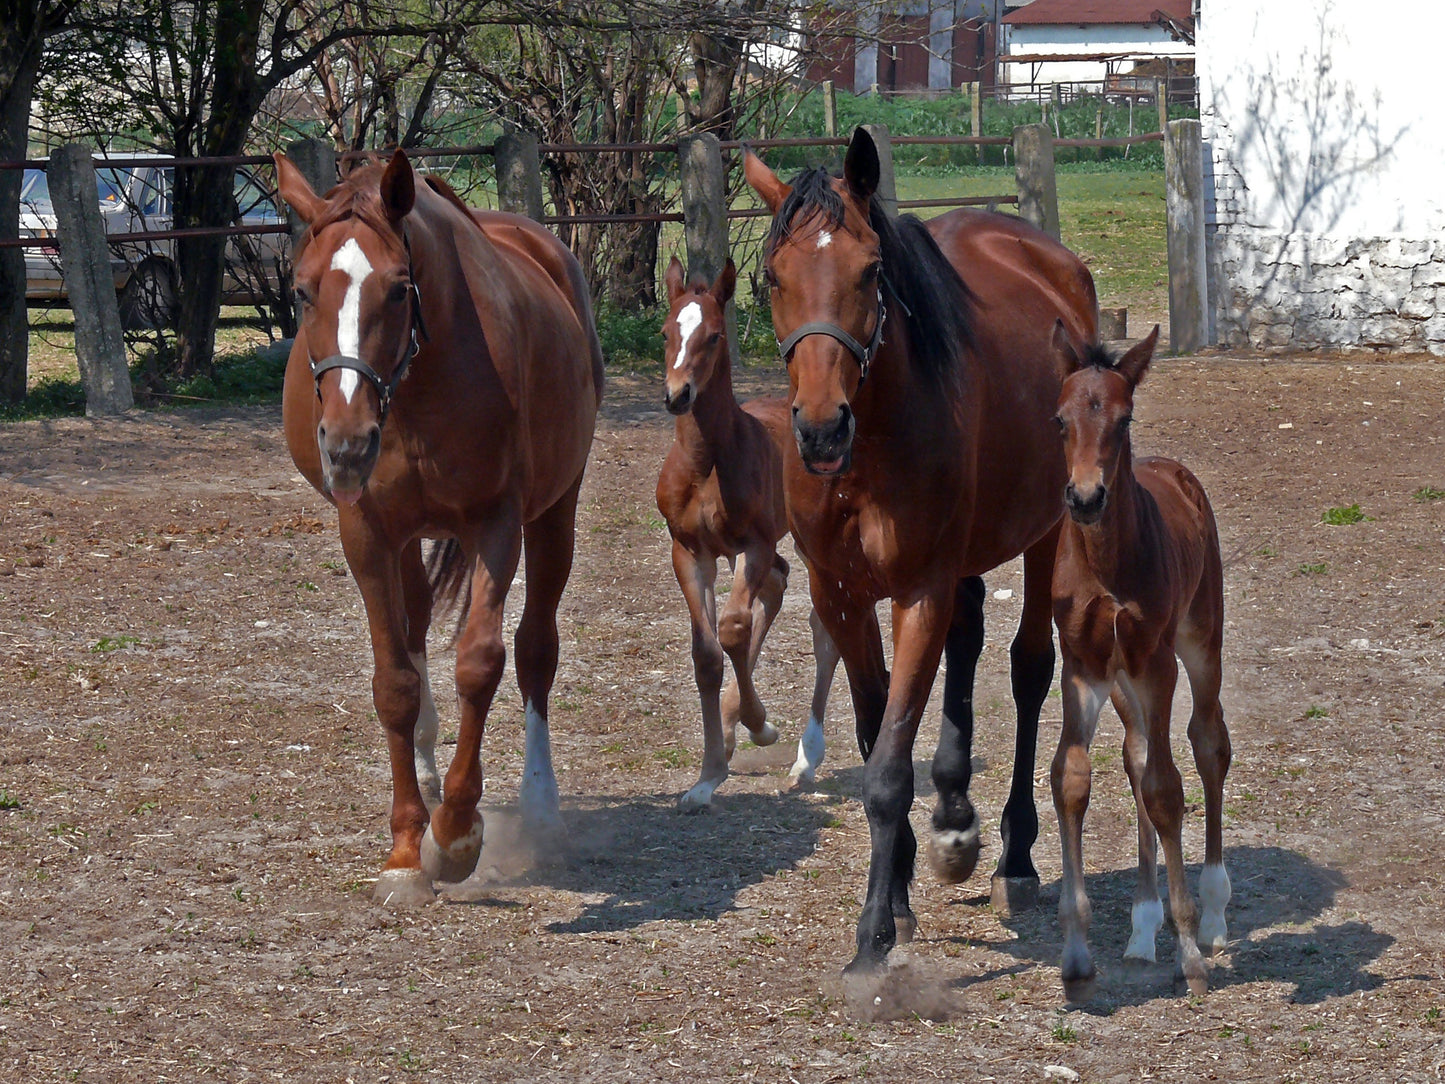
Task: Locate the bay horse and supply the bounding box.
[744,128,1098,974]
[273,149,602,905]
[1049,324,1231,1000]
[655,256,841,809]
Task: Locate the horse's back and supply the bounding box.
[1135,455,1224,634]
[741,396,792,458]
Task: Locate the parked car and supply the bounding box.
[19,153,288,329]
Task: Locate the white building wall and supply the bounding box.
[1003,25,1191,86]
[1199,0,1445,354]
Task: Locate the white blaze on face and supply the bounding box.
[816,230,833,250]
[329,237,374,403]
[672,301,703,371]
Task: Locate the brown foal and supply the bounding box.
[656,257,840,809]
[1050,325,1232,1000]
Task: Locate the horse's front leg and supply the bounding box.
[400,538,442,812]
[420,513,522,884]
[927,576,986,885]
[338,512,434,906]
[671,540,727,811]
[717,545,784,750]
[994,527,1059,912]
[847,587,953,974]
[789,607,840,786]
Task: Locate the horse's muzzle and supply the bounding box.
[793,404,854,476]
[664,381,695,415]
[318,422,382,504]
[1065,482,1107,524]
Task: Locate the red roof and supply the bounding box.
[1003,0,1192,26]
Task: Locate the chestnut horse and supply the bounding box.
[273,149,602,905]
[1049,325,1231,1000]
[656,257,840,809]
[745,128,1098,973]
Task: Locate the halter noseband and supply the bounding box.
[309,229,429,425]
[775,288,887,386]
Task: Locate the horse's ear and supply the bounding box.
[712,258,737,305]
[844,127,880,204]
[665,256,687,303]
[273,152,326,225]
[380,149,416,223]
[1116,325,1160,387]
[743,146,791,214]
[1051,319,1083,381]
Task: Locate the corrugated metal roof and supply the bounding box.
[1003,0,1193,27]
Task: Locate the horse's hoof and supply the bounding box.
[677,788,715,814]
[990,874,1041,916]
[373,868,435,907]
[927,825,981,884]
[787,765,816,789]
[1062,973,1098,1004]
[1197,914,1229,955]
[893,915,917,945]
[842,949,888,977]
[419,816,483,883]
[748,720,779,748]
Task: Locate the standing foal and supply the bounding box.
[656,257,839,809]
[1049,325,1232,1000]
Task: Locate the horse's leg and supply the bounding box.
[513,477,584,835]
[994,526,1059,912]
[847,588,952,973]
[420,512,522,884]
[790,607,839,786]
[673,539,726,811]
[401,538,442,812]
[1115,688,1163,963]
[1124,653,1208,994]
[1178,625,1232,953]
[927,576,985,884]
[1052,649,1109,1001]
[338,514,434,906]
[717,545,783,750]
[721,553,787,745]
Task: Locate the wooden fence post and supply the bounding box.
[1156,78,1169,133]
[283,138,336,250]
[970,82,983,164]
[1013,123,1059,240]
[822,80,838,138]
[678,132,737,363]
[494,127,545,222]
[49,144,131,415]
[859,123,897,218]
[1164,118,1208,354]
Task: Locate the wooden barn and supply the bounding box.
[806,2,1001,95]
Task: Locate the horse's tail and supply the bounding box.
[426,539,472,642]
[562,250,605,408]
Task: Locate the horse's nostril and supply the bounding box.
[365,426,381,458]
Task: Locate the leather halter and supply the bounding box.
[309,229,429,425]
[776,288,887,386]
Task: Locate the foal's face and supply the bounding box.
[1055,368,1134,524]
[661,257,735,415]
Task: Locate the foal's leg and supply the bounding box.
[1178,625,1232,953]
[1125,653,1208,994]
[928,576,985,885]
[717,546,783,751]
[721,553,788,751]
[790,608,840,786]
[1114,688,1163,962]
[994,528,1059,911]
[339,512,433,906]
[421,513,522,884]
[401,539,442,812]
[1053,649,1109,1001]
[513,477,584,835]
[672,540,726,811]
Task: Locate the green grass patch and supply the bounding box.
[1413,485,1445,502]
[92,634,140,653]
[0,790,20,810]
[1295,562,1328,576]
[1321,503,1368,525]
[1304,706,1328,719]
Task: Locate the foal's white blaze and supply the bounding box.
[672,301,703,370]
[1124,898,1165,962]
[1198,862,1231,950]
[519,700,562,829]
[410,651,442,807]
[330,237,374,402]
[816,230,833,249]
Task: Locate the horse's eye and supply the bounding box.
[387,280,411,304]
[707,332,721,346]
[1119,415,1134,432]
[862,262,881,284]
[763,265,778,288]
[1053,415,1066,434]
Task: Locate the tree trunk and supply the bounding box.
[0,6,45,403]
[690,29,741,139]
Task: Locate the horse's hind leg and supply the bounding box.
[721,552,788,754]
[1178,623,1232,953]
[401,539,442,812]
[790,607,839,786]
[717,546,783,752]
[1114,688,1163,963]
[513,477,586,835]
[993,527,1059,912]
[927,576,985,885]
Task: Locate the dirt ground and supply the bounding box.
[1,350,1443,1083]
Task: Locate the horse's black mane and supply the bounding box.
[1081,341,1119,370]
[765,166,975,382]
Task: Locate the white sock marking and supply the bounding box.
[789,715,826,782]
[520,700,561,827]
[672,301,703,370]
[1198,863,1231,949]
[410,651,441,803]
[1124,898,1164,961]
[329,237,373,401]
